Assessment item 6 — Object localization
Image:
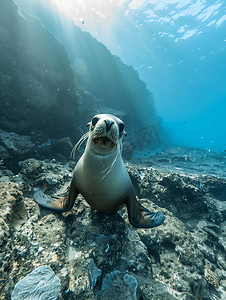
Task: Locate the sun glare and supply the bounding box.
[46,0,127,25]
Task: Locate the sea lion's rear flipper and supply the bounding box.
[125,195,165,228]
[33,182,78,212]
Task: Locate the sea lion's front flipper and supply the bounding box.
[125,195,165,228]
[33,181,78,212]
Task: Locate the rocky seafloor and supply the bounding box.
[1,145,226,300]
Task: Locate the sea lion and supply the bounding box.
[34,114,165,228]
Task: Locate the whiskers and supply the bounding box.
[71,130,123,183]
[99,140,123,183]
[70,131,90,159]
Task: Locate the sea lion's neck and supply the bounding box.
[82,138,120,175]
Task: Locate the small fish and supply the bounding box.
[79,17,84,24]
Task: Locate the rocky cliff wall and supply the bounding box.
[0,0,78,140]
[0,0,165,163]
[14,0,159,133]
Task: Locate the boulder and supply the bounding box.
[0,129,35,159]
[55,137,73,158]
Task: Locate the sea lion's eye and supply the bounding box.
[119,123,124,132]
[92,117,99,126]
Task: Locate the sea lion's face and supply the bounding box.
[88,114,126,150]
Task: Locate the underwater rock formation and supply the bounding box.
[1,147,226,299]
[0,129,35,159]
[14,0,160,135]
[0,0,165,150]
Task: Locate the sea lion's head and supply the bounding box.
[70,114,127,159]
[88,114,126,150]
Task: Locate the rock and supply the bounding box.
[0,145,9,159]
[139,279,179,300]
[29,131,54,157]
[19,158,43,178]
[126,162,211,223]
[122,141,133,160]
[55,137,73,158]
[11,265,60,300]
[1,147,226,299]
[204,265,219,289]
[0,182,25,297]
[123,274,138,300]
[89,259,102,289]
[98,273,136,300]
[101,270,121,291]
[0,182,23,223]
[46,177,58,185]
[0,160,14,183]
[0,130,35,159]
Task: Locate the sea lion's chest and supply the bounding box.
[72,151,133,212]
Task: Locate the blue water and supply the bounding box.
[26,0,226,151]
[49,0,226,152]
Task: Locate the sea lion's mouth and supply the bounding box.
[93,136,116,148]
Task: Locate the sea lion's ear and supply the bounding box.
[124,131,127,137]
[87,122,91,127]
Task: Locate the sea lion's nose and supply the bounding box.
[104,120,114,132]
